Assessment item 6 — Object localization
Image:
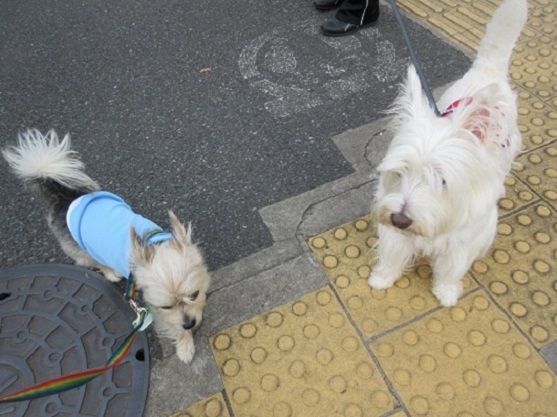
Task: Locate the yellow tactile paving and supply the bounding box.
[169,393,230,417]
[472,202,557,347]
[514,144,557,212]
[209,287,396,417]
[515,87,557,152]
[309,217,477,339]
[498,173,540,216]
[369,293,557,417]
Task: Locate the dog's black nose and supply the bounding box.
[182,317,196,330]
[391,213,413,229]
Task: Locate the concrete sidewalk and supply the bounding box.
[149,1,557,416]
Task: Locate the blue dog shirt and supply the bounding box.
[67,191,172,278]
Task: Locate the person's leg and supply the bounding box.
[314,0,342,11]
[321,0,379,36]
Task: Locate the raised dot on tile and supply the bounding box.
[534,260,550,273]
[223,359,240,377]
[490,281,508,295]
[205,399,222,417]
[473,296,489,310]
[266,312,283,328]
[394,276,411,289]
[402,330,420,346]
[483,397,503,416]
[512,270,529,284]
[292,302,307,316]
[530,325,549,342]
[410,396,430,415]
[344,404,363,417]
[493,250,510,264]
[289,359,306,378]
[463,369,481,387]
[323,255,338,269]
[545,168,557,178]
[491,319,510,334]
[536,205,551,217]
[385,307,403,321]
[510,383,530,402]
[529,154,542,163]
[450,307,467,322]
[277,335,295,351]
[233,387,251,404]
[544,190,557,200]
[468,330,487,346]
[444,343,462,358]
[312,237,326,249]
[361,318,378,333]
[528,175,541,185]
[342,336,359,352]
[328,313,345,329]
[393,368,411,386]
[535,232,551,244]
[419,354,436,372]
[336,275,350,289]
[410,295,426,310]
[517,215,531,226]
[348,296,363,310]
[436,382,456,400]
[355,220,369,231]
[371,289,387,299]
[261,374,280,392]
[316,290,331,305]
[514,241,531,253]
[488,355,508,374]
[370,390,391,409]
[499,199,514,210]
[357,265,371,278]
[473,261,489,273]
[251,347,267,364]
[356,362,374,379]
[273,402,292,417]
[303,324,320,339]
[329,375,347,393]
[376,342,394,358]
[426,318,444,333]
[214,334,231,350]
[302,389,320,406]
[316,348,334,365]
[532,291,550,306]
[240,323,257,338]
[345,245,360,258]
[334,228,348,240]
[512,342,531,359]
[510,302,528,317]
[416,264,432,279]
[535,370,554,389]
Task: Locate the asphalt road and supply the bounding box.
[0,0,470,270]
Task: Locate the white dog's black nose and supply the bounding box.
[182,316,196,330]
[391,213,413,229]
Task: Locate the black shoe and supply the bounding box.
[321,16,377,37]
[314,0,341,11]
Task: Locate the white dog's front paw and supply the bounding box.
[175,333,195,364]
[368,273,397,290]
[432,283,463,307]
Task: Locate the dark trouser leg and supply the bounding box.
[335,0,380,25]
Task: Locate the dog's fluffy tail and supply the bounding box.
[2,129,99,207]
[475,0,528,73]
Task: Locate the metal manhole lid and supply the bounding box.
[0,264,150,417]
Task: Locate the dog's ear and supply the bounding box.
[392,65,432,120]
[169,210,193,247]
[130,227,156,265]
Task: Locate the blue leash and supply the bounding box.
[386,0,442,117]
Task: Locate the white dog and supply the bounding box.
[3,130,210,363]
[368,0,527,306]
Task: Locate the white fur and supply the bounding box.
[369,0,527,306]
[3,130,210,363]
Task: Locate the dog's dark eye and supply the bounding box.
[160,305,173,310]
[442,178,447,186]
[190,291,200,301]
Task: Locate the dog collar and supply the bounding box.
[144,229,173,246]
[441,97,473,118]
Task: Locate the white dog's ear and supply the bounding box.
[392,65,432,120]
[169,210,193,247]
[130,227,156,265]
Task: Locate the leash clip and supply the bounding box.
[129,299,153,331]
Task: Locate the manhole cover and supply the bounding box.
[0,264,150,417]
